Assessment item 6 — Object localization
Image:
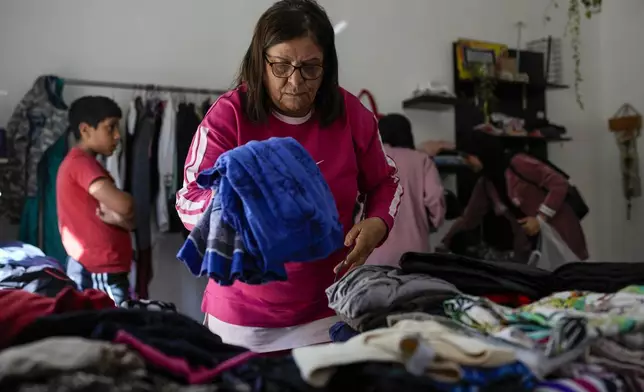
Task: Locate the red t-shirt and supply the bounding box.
[56,147,132,273]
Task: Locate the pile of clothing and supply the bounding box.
[0,242,77,297]
[0,242,314,391]
[309,252,644,391]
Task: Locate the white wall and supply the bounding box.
[518,0,644,262]
[5,0,635,316]
[595,0,644,261]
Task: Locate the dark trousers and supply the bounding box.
[66,257,130,306]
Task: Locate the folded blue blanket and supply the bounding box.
[177,137,344,286]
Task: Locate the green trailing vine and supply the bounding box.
[467,64,497,123]
[545,0,602,110]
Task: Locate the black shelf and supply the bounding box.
[493,135,572,143]
[456,78,569,92]
[403,94,461,111]
[546,83,569,90]
[451,42,574,222]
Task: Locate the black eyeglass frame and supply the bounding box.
[264,55,324,81]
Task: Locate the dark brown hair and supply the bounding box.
[236,0,343,127]
[379,114,415,150]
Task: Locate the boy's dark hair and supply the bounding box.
[236,0,343,127]
[378,114,415,149]
[68,96,122,139]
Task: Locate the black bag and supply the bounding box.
[509,159,589,220]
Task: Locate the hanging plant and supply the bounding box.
[545,0,602,110]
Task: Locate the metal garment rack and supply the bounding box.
[62,78,227,95]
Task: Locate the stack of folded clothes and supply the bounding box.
[326,265,461,332]
[177,137,344,286]
[550,261,644,293]
[400,252,551,300]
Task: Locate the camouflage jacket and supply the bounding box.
[0,76,68,223]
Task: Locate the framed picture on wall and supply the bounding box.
[455,39,508,80]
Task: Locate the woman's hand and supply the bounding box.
[518,216,541,236]
[334,217,388,273]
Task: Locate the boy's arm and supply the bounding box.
[97,202,136,231]
[88,178,134,217]
[70,154,135,230]
[89,179,135,225]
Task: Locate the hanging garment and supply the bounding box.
[200,98,212,119]
[1,76,68,223]
[123,98,140,194]
[127,99,155,299]
[18,134,69,265]
[122,99,140,299]
[172,103,201,234]
[148,101,164,205]
[103,112,131,190]
[155,97,176,232]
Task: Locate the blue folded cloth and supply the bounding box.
[177,137,344,286]
[430,362,537,392]
[329,321,360,342]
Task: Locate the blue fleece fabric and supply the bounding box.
[177,137,344,286]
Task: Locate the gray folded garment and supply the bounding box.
[326,265,461,331]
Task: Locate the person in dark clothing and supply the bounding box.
[439,131,588,261]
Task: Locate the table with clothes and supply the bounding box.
[4,134,644,391]
[315,253,644,392]
[4,257,644,392]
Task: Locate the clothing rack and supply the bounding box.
[62,78,227,96]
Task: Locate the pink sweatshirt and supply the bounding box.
[176,87,402,328]
[367,146,445,267]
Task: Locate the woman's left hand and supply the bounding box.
[518,216,541,236]
[334,217,388,273]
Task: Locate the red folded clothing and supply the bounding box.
[0,287,115,348]
[483,294,533,307]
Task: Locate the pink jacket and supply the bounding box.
[443,154,588,260]
[367,146,445,266]
[175,87,402,328]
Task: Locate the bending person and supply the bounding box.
[439,131,588,262]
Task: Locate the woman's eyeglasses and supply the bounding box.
[265,56,324,80]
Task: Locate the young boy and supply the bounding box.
[57,96,134,305]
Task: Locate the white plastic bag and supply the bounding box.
[528,217,580,271]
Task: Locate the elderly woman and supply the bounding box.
[175,0,401,352]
